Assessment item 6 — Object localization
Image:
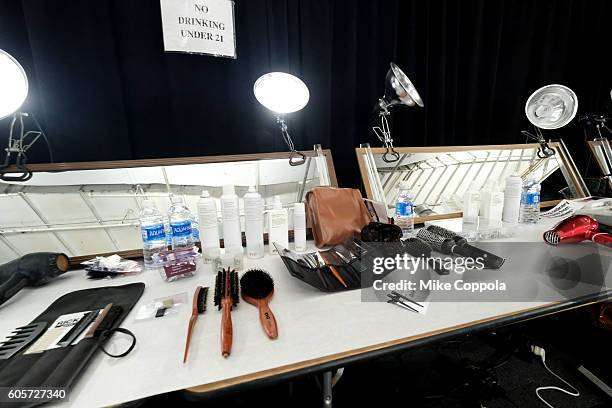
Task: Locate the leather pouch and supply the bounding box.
[305,187,371,247]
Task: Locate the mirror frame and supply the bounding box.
[1,148,337,264]
[586,139,612,190]
[355,142,589,224]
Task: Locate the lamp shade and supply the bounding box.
[383,62,424,109]
[525,84,578,130]
[0,49,28,120]
[253,72,309,114]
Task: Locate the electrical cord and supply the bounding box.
[531,346,580,408]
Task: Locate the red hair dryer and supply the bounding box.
[543,214,612,247]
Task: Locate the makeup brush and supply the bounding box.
[240,269,278,339]
[183,286,208,363]
[317,251,348,288]
[214,269,239,358]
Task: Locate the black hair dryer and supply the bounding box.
[0,252,69,307]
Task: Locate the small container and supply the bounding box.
[244,186,264,259]
[268,196,289,254]
[218,246,244,272]
[293,202,307,252]
[502,175,522,224]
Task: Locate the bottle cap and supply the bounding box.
[200,190,210,198]
[272,196,283,210]
[505,175,523,187]
[248,186,257,193]
[294,202,305,214]
[223,185,235,196]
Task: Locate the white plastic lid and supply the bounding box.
[272,196,283,210]
[200,190,210,198]
[222,185,235,196]
[399,180,411,189]
[294,202,305,214]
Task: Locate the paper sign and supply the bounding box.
[160,0,236,58]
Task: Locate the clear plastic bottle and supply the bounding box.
[395,181,415,237]
[168,195,194,249]
[519,177,541,224]
[139,199,167,265]
[243,186,264,259]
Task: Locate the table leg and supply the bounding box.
[322,370,333,408]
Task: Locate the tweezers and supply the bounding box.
[390,291,423,308]
[386,298,418,313]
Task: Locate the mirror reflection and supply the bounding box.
[357,143,588,219]
[0,150,334,263]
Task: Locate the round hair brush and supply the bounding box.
[214,268,239,358]
[240,269,278,339]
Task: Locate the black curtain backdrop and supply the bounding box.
[0,0,611,187]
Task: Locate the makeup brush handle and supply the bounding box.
[221,301,233,358]
[258,302,278,339]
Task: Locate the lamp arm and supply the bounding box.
[277,116,306,166]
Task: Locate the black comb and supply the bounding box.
[0,322,47,360]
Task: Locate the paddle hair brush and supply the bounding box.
[240,269,278,339]
[183,286,208,363]
[214,269,239,358]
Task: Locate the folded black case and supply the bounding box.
[278,241,394,292]
[0,283,145,407]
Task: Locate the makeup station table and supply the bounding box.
[0,218,610,408]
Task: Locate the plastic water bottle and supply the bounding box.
[191,215,200,246]
[395,181,415,237]
[520,177,541,224]
[168,195,194,249]
[139,199,167,265]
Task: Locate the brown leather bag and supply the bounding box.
[305,187,371,247]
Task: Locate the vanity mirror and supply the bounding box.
[587,139,612,190]
[356,142,589,223]
[0,146,336,264]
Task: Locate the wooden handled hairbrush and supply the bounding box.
[214,269,239,358]
[183,286,208,363]
[240,269,278,339]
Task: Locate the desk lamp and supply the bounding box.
[373,62,424,162]
[523,84,578,158]
[0,49,50,182]
[254,72,310,166]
